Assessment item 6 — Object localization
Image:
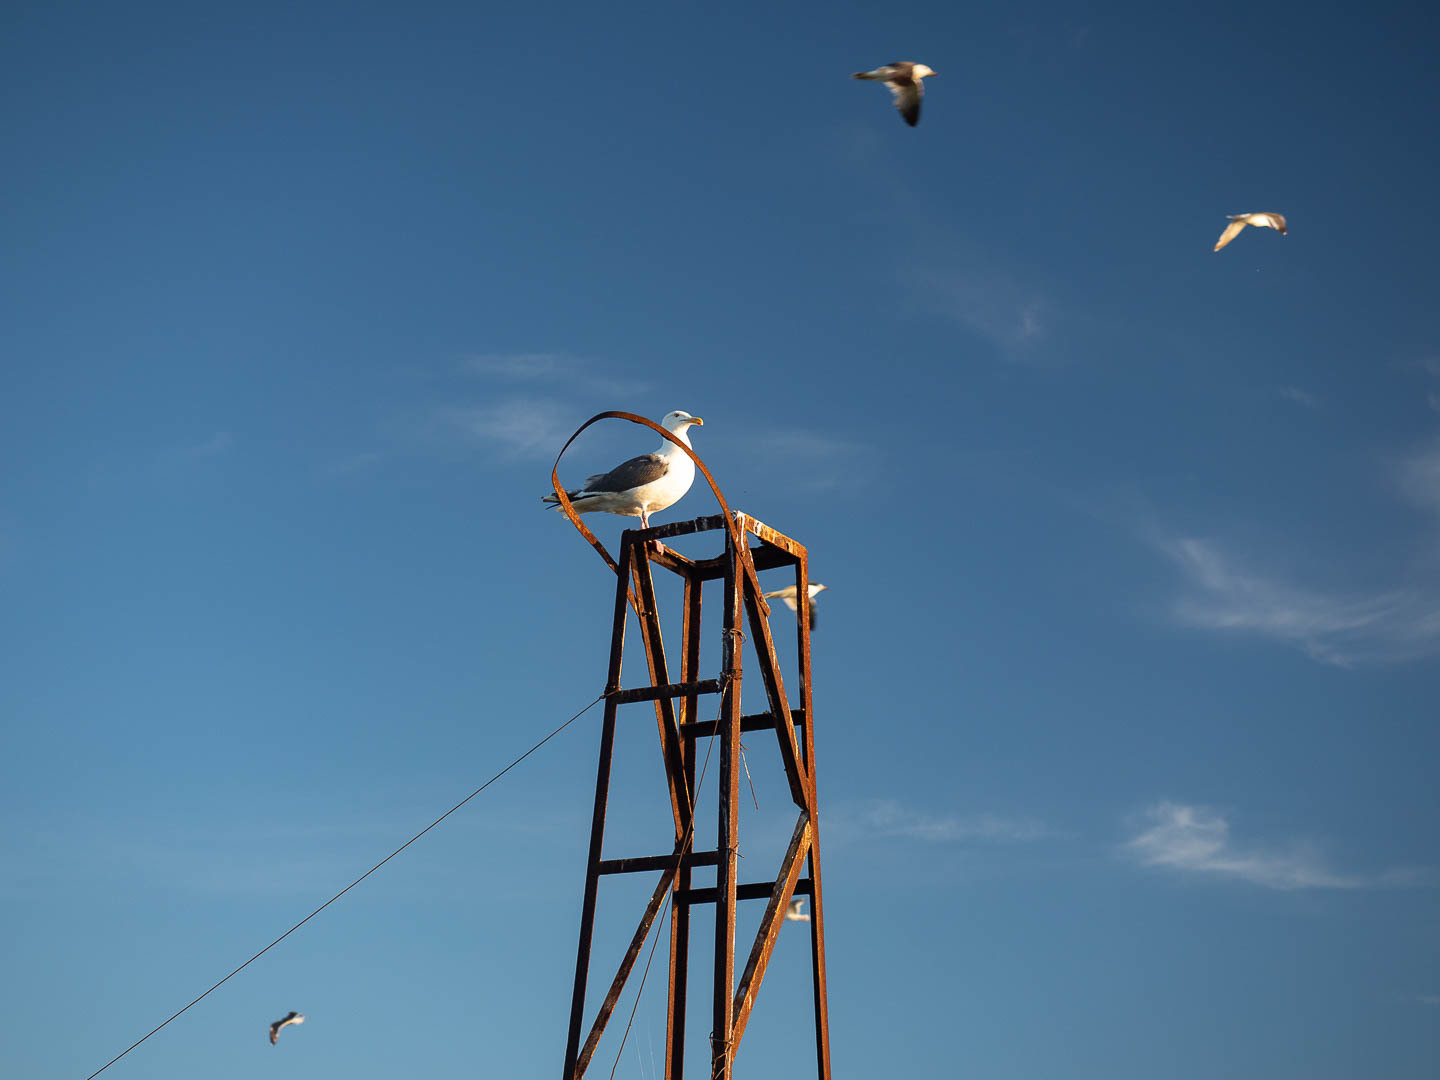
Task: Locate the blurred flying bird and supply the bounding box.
[763,583,828,628]
[851,62,938,126]
[785,898,811,922]
[1214,212,1288,252]
[269,1012,305,1045]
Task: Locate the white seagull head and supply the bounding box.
[661,410,704,433]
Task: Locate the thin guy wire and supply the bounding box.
[608,676,728,1080]
[84,690,609,1080]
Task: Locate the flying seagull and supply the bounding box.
[785,898,810,922]
[268,1011,305,1045]
[1213,212,1288,252]
[543,410,703,537]
[763,583,828,629]
[851,62,938,126]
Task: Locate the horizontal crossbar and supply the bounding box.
[674,878,813,906]
[665,545,798,582]
[609,679,724,704]
[597,851,720,875]
[681,709,805,740]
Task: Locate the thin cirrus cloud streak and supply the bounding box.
[1277,385,1321,409]
[437,352,659,461]
[904,265,1050,358]
[459,351,650,397]
[144,430,236,479]
[1124,802,1423,890]
[827,798,1048,846]
[1156,536,1440,666]
[436,396,580,461]
[742,429,879,492]
[177,430,234,458]
[1395,438,1440,515]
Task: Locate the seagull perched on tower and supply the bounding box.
[1213,212,1288,252]
[543,411,704,537]
[852,61,938,126]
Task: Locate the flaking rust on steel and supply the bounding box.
[553,426,831,1080]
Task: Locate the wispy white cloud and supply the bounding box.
[1277,385,1321,409]
[1395,440,1440,515]
[460,351,649,396]
[741,429,880,492]
[143,430,235,479]
[831,798,1047,845]
[1125,802,1422,890]
[317,450,391,478]
[906,266,1051,357]
[435,396,579,460]
[1419,995,1440,1006]
[1156,536,1440,666]
[178,430,234,458]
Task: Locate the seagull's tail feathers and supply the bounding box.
[543,490,601,511]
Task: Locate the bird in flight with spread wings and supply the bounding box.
[269,1011,305,1045]
[1214,212,1288,252]
[852,61,938,126]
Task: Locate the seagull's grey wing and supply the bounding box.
[577,453,668,494]
[1213,219,1247,252]
[269,1022,281,1044]
[807,597,819,629]
[887,79,923,126]
[852,65,899,80]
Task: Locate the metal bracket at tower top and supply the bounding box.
[561,512,832,1080]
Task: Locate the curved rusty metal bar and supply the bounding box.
[548,411,743,576]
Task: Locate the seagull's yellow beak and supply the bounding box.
[690,416,704,426]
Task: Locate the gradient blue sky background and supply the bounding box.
[4,1,1439,1077]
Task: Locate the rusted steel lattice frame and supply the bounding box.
[550,416,830,1080]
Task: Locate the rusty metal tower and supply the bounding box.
[559,510,832,1080]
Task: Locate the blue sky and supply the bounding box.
[3,1,1438,1077]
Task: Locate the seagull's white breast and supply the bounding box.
[638,449,695,513]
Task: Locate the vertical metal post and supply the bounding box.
[711,531,744,1079]
[666,571,701,1080]
[795,552,832,1080]
[563,537,634,1080]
